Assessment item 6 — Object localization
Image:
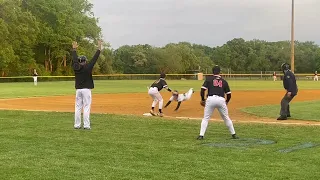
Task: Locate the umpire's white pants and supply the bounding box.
[199,96,236,136]
[74,89,92,128]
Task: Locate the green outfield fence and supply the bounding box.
[0,73,317,83]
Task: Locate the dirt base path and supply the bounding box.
[1,90,320,125]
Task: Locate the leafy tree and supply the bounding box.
[1,0,320,76]
[22,0,101,74]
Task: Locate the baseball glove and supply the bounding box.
[200,100,206,107]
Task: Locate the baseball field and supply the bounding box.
[1,79,320,179]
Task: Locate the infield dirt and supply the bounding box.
[1,90,320,125]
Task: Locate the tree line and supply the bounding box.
[1,0,320,76]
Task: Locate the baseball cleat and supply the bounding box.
[197,135,204,140]
[277,116,287,120]
[74,126,81,129]
[231,134,239,139]
[84,127,91,130]
[150,110,156,116]
[158,113,164,117]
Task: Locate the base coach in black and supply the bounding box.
[277,63,298,120]
[72,40,102,129]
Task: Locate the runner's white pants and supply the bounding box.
[183,88,194,101]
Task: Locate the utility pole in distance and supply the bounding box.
[290,0,295,72]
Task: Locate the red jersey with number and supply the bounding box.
[201,75,231,98]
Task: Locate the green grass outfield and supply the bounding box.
[1,80,320,179]
[2,80,320,98]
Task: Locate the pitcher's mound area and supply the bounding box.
[1,90,320,125]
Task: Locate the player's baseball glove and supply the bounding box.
[200,100,206,107]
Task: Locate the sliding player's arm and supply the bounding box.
[174,102,182,111]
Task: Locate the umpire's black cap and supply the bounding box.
[212,65,221,75]
[281,63,290,71]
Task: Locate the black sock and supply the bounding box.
[152,107,154,110]
[159,109,162,113]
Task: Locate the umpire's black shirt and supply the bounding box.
[72,49,101,89]
[283,70,298,95]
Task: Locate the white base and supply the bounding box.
[143,113,153,116]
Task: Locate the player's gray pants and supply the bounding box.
[280,94,295,117]
[200,96,236,136]
[74,89,92,128]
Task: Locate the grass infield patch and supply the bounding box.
[241,100,320,121]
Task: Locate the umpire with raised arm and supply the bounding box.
[277,63,298,120]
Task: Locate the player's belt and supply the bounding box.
[208,95,224,98]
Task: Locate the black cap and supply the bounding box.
[78,56,87,63]
[160,72,166,78]
[281,63,290,71]
[212,65,221,75]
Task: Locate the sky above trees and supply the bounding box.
[1,0,319,76]
[90,0,320,48]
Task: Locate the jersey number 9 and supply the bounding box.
[213,79,223,87]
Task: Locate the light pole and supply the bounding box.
[290,0,295,72]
